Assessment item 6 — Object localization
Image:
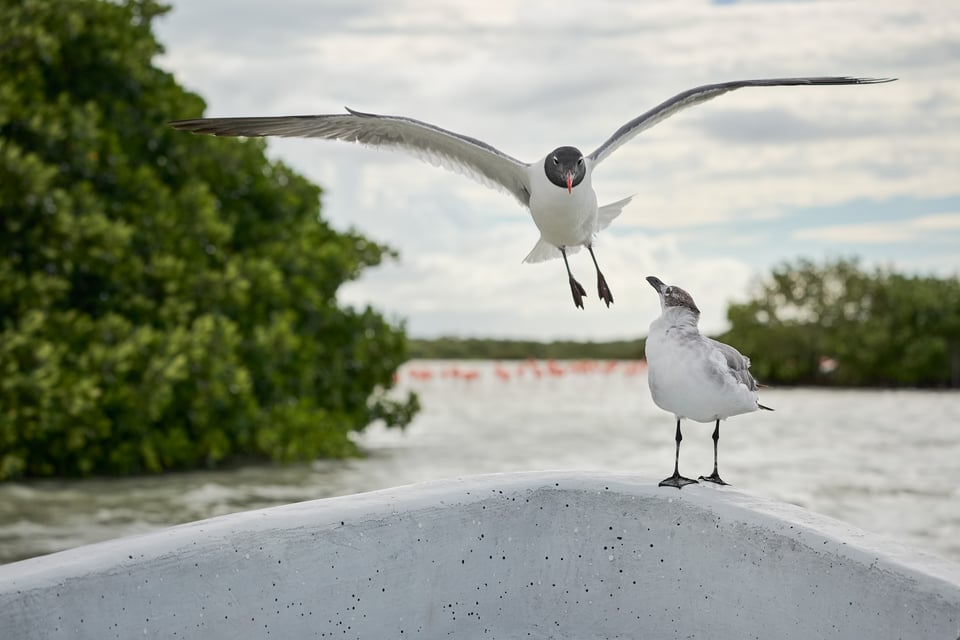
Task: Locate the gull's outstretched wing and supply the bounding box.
[171,108,533,207]
[587,76,895,165]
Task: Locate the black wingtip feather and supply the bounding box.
[344,107,375,117]
[854,77,898,84]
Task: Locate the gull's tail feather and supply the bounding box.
[523,239,581,264]
[597,195,633,230]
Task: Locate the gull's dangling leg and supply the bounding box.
[699,420,730,486]
[560,246,586,309]
[587,245,613,307]
[659,419,698,489]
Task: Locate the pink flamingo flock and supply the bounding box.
[396,359,646,383]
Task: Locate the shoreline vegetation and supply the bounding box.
[0,1,417,481]
[409,337,647,362]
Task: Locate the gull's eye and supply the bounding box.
[577,157,584,166]
[552,156,559,165]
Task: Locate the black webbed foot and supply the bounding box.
[569,276,587,309]
[597,272,614,307]
[698,472,730,486]
[586,245,613,308]
[659,472,698,490]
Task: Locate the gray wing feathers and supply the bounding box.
[587,76,895,165]
[170,109,532,206]
[705,337,759,391]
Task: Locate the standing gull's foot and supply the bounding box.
[698,472,730,486]
[659,472,698,489]
[699,421,729,485]
[659,419,696,489]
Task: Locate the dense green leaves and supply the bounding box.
[719,258,960,387]
[0,0,418,479]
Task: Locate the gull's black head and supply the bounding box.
[646,276,700,315]
[544,146,586,194]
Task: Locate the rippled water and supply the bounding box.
[1,359,958,565]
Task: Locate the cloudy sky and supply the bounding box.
[154,0,959,340]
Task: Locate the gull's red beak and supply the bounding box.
[566,173,573,194]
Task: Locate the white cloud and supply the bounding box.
[155,0,960,339]
[795,213,960,244]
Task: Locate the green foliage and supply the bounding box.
[0,0,418,479]
[409,337,646,361]
[719,258,960,387]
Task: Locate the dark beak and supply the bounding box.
[646,276,665,293]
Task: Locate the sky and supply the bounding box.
[154,0,960,340]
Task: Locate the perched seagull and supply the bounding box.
[644,276,772,489]
[171,77,894,309]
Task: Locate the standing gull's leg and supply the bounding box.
[699,419,730,485]
[659,419,698,489]
[587,245,613,307]
[560,247,587,309]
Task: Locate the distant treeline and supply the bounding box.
[409,337,646,361]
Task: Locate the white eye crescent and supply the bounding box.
[552,156,559,165]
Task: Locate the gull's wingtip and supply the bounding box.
[344,106,375,117]
[795,76,898,85]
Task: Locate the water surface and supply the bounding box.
[1,360,958,565]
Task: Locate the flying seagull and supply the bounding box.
[171,77,894,309]
[644,276,772,489]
